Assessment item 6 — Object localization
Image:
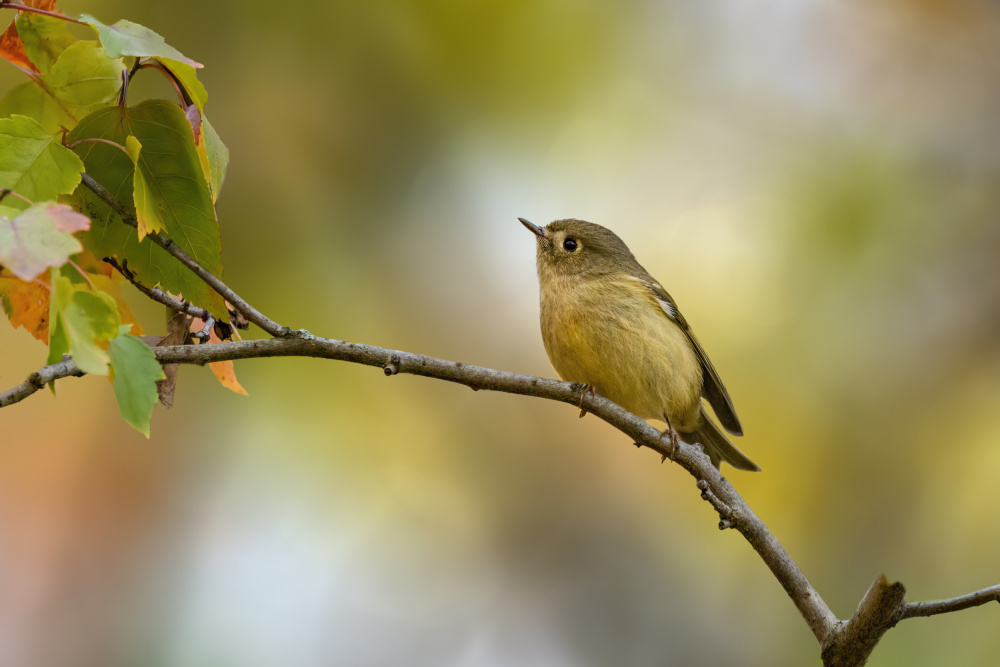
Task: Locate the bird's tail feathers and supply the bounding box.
[682,406,760,472]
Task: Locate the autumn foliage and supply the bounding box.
[0,0,241,434]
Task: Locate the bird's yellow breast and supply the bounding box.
[539,273,703,430]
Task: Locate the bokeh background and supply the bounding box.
[2,0,1000,665]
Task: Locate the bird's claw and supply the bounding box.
[577,383,595,418]
[658,422,679,463]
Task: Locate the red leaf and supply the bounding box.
[50,205,90,232]
[184,103,202,144]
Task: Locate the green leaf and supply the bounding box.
[0,202,89,279]
[46,272,120,375]
[41,41,124,124]
[0,82,74,134]
[0,116,83,206]
[0,114,84,206]
[80,15,202,68]
[68,100,225,317]
[0,42,122,136]
[15,12,77,75]
[123,135,164,237]
[109,327,165,437]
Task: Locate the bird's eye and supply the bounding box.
[563,238,578,252]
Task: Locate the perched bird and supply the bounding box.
[520,217,759,472]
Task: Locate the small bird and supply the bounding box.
[520,217,759,472]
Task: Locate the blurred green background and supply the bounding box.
[2,0,1000,665]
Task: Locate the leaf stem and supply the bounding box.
[66,137,131,158]
[138,60,191,107]
[65,259,95,290]
[118,58,142,107]
[0,1,84,24]
[0,188,33,206]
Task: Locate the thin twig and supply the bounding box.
[79,173,287,337]
[195,314,216,341]
[696,479,735,530]
[0,1,85,24]
[103,257,226,341]
[901,583,1000,619]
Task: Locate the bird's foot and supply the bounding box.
[577,383,595,418]
[659,413,680,463]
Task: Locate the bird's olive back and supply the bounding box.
[536,219,644,278]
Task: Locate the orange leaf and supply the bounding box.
[0,18,37,73]
[210,358,247,395]
[190,316,247,396]
[0,275,50,341]
[0,0,61,73]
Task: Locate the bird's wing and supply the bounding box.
[629,276,744,436]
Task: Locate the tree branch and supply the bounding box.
[1,331,997,665]
[1,334,833,644]
[79,173,287,337]
[0,356,82,407]
[0,331,841,643]
[4,172,976,665]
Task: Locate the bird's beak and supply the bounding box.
[518,217,545,238]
